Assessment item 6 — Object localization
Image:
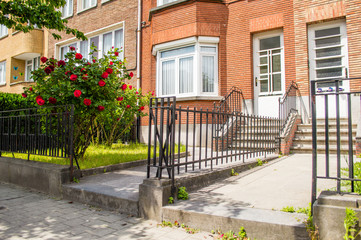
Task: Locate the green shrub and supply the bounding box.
[177,187,189,200]
[0,92,35,111]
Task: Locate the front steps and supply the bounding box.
[291,119,357,154]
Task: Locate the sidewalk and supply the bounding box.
[0,183,213,240]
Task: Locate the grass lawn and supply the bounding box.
[2,143,186,169]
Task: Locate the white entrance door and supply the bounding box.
[308,20,349,118]
[253,31,285,117]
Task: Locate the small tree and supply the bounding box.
[22,46,150,159]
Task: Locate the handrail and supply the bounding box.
[214,86,249,115]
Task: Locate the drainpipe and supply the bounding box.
[136,0,142,142]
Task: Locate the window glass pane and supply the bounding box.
[0,62,5,84]
[315,36,340,48]
[103,32,112,55]
[80,40,89,59]
[315,27,340,38]
[200,46,216,53]
[316,67,342,79]
[260,65,268,74]
[260,36,280,50]
[179,57,193,94]
[202,56,214,93]
[316,47,341,58]
[114,29,123,50]
[272,74,281,91]
[162,60,175,95]
[33,57,40,70]
[272,54,281,72]
[26,60,32,81]
[161,46,195,58]
[260,56,268,65]
[90,36,99,58]
[316,58,342,68]
[260,79,268,93]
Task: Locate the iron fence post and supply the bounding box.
[311,80,317,207]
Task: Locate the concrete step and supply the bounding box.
[292,137,356,145]
[291,144,355,154]
[162,202,308,240]
[297,123,356,131]
[294,129,356,137]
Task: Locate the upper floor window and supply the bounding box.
[0,25,8,38]
[0,61,6,85]
[78,0,96,12]
[25,57,40,82]
[157,0,177,6]
[156,37,218,97]
[61,0,73,18]
[59,28,124,60]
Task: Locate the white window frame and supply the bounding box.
[0,24,8,38]
[0,61,6,85]
[77,0,97,13]
[308,19,349,89]
[57,25,124,61]
[157,0,177,6]
[25,56,40,82]
[155,37,219,98]
[61,0,73,18]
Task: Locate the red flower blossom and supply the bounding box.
[75,53,83,60]
[74,90,82,98]
[87,62,91,65]
[136,91,139,94]
[83,98,91,106]
[65,71,70,75]
[81,68,86,72]
[44,66,52,75]
[109,61,113,65]
[139,106,145,111]
[121,84,127,90]
[92,59,96,63]
[70,46,75,51]
[36,95,43,101]
[126,105,131,109]
[82,74,88,80]
[40,57,48,63]
[57,60,66,66]
[129,72,134,77]
[48,97,57,104]
[152,91,155,96]
[114,52,119,56]
[129,85,133,90]
[98,80,106,87]
[117,97,123,101]
[117,118,120,121]
[22,93,27,98]
[105,68,113,74]
[29,87,33,92]
[36,98,45,106]
[97,106,105,111]
[101,72,109,79]
[70,74,78,81]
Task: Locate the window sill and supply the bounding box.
[0,34,9,40]
[0,83,6,87]
[101,0,113,5]
[61,14,73,20]
[77,5,97,15]
[160,95,223,102]
[10,81,33,86]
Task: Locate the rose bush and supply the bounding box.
[23,46,150,159]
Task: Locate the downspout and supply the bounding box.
[136,0,142,142]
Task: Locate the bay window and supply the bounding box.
[25,57,40,82]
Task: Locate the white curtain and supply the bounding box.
[162,60,175,95]
[0,62,5,84]
[115,29,124,59]
[179,57,193,94]
[202,56,214,92]
[90,36,99,58]
[103,32,112,55]
[80,40,89,59]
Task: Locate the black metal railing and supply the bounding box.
[311,78,361,205]
[279,81,309,131]
[147,97,281,188]
[0,105,76,173]
[214,86,249,115]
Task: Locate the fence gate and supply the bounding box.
[147,97,176,185]
[311,78,361,205]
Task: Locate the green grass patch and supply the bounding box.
[2,143,186,169]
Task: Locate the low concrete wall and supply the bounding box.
[314,191,361,240]
[0,157,71,197]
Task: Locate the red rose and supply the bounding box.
[139,106,145,111]
[82,74,88,80]
[101,72,109,79]
[65,71,70,75]
[92,59,96,63]
[121,84,127,90]
[87,62,91,65]
[129,85,133,90]
[36,95,43,101]
[129,72,134,78]
[22,93,27,98]
[44,66,52,75]
[70,46,75,51]
[152,91,155,96]
[74,90,82,98]
[40,57,48,63]
[117,118,120,121]
[126,105,131,109]
[136,91,139,94]
[37,98,45,106]
[97,106,105,111]
[114,52,119,56]
[29,87,33,91]
[117,97,123,101]
[81,68,86,72]
[48,97,57,104]
[109,61,113,65]
[57,60,66,66]
[83,98,91,106]
[70,74,78,81]
[98,80,106,87]
[105,68,113,74]
[49,65,55,71]
[75,53,83,60]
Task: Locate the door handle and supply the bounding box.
[255,77,258,87]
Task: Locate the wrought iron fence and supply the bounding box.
[214,86,249,115]
[0,105,76,171]
[147,97,281,187]
[311,78,361,205]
